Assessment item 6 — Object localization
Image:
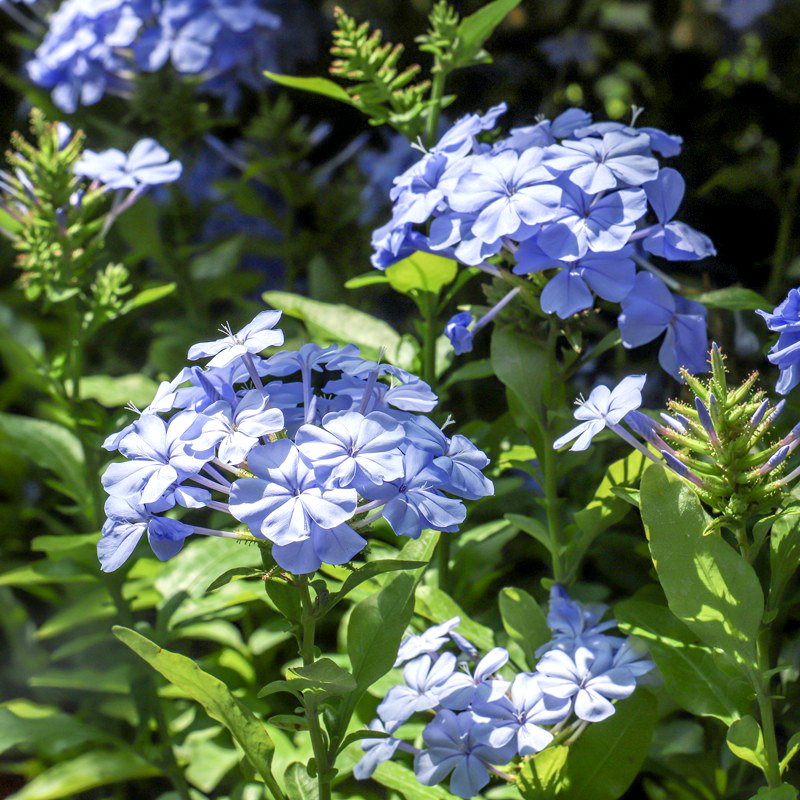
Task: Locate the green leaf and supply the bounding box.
[505,513,552,553]
[207,567,264,592]
[415,585,495,652]
[6,749,159,800]
[516,745,569,798]
[750,787,799,800]
[326,559,427,611]
[113,626,282,799]
[263,291,401,362]
[727,716,768,772]
[0,412,86,504]
[339,729,390,751]
[288,658,357,696]
[517,690,657,800]
[263,71,354,105]
[615,600,752,725]
[780,731,800,774]
[0,707,110,757]
[372,760,458,799]
[770,513,800,609]
[77,373,159,408]
[385,252,458,296]
[284,762,318,800]
[348,571,418,692]
[452,0,521,68]
[639,465,764,669]
[119,282,176,314]
[695,287,769,311]
[499,587,550,668]
[491,326,549,423]
[344,272,389,290]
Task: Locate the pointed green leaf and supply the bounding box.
[385,252,458,296]
[453,0,521,68]
[727,715,768,772]
[284,762,318,800]
[289,658,357,696]
[326,559,426,611]
[112,626,283,799]
[263,72,354,105]
[499,587,550,669]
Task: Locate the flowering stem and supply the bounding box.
[297,577,333,800]
[631,253,682,291]
[189,474,231,495]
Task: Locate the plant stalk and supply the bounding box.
[756,627,782,788]
[298,578,333,800]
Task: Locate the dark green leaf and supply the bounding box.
[750,787,798,800]
[453,0,521,68]
[615,600,752,724]
[415,586,495,652]
[770,513,800,609]
[289,658,357,696]
[326,559,426,611]
[207,567,264,593]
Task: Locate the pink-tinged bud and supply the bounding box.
[661,450,705,488]
[758,445,790,476]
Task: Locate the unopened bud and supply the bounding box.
[661,450,705,488]
[758,445,790,476]
[660,412,687,435]
[750,399,769,428]
[695,397,720,446]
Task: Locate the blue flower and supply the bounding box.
[101,412,212,506]
[187,310,284,368]
[539,585,618,655]
[186,390,285,464]
[642,168,716,261]
[450,149,562,244]
[445,312,475,355]
[270,521,366,575]
[535,644,637,722]
[757,288,800,394]
[228,439,357,545]
[414,709,518,799]
[515,240,636,319]
[618,272,708,378]
[572,121,683,158]
[353,720,402,780]
[471,672,571,755]
[537,181,647,261]
[98,496,194,572]
[295,411,404,490]
[544,131,659,194]
[360,446,466,539]
[378,652,458,726]
[395,617,462,666]
[553,375,646,452]
[433,435,494,501]
[76,138,183,191]
[438,647,510,711]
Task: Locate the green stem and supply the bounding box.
[756,627,782,788]
[437,533,451,594]
[421,294,437,388]
[539,423,565,584]
[767,139,800,301]
[424,66,446,149]
[298,578,333,800]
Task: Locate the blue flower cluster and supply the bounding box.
[372,104,716,379]
[18,0,285,113]
[355,586,653,798]
[99,310,494,574]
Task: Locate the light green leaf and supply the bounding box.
[780,731,800,775]
[615,600,752,724]
[263,291,401,362]
[385,252,458,296]
[113,626,282,799]
[453,0,521,68]
[640,465,764,669]
[499,587,550,668]
[727,715,768,772]
[0,560,95,588]
[77,374,159,408]
[415,585,495,652]
[284,762,318,800]
[750,787,799,800]
[119,282,176,314]
[344,272,390,290]
[288,658,357,696]
[518,690,657,800]
[6,749,159,800]
[695,287,769,311]
[206,567,264,592]
[516,745,569,798]
[372,760,458,799]
[263,72,354,105]
[0,708,110,757]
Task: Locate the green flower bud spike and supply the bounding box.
[656,344,797,539]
